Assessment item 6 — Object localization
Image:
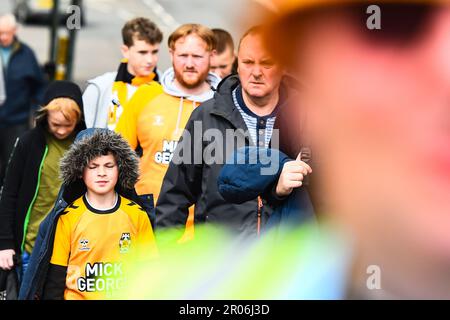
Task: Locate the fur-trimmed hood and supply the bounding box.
[60,128,139,190]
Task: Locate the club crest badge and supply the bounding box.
[119,233,131,253]
[79,238,90,251]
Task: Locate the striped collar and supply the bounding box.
[233,85,282,120]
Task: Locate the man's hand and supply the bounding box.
[0,249,16,270]
[275,153,312,197]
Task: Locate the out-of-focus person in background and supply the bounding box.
[265,0,450,298]
[116,24,220,243]
[210,28,236,79]
[0,81,85,285]
[82,17,163,130]
[0,13,46,188]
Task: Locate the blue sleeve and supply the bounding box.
[218,147,291,204]
[28,48,47,111]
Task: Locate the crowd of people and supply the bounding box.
[0,0,450,300]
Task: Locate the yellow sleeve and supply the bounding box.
[136,212,158,260]
[115,93,138,150]
[115,81,163,150]
[50,215,72,267]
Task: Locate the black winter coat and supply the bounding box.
[0,116,85,253]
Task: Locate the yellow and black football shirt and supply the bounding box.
[50,194,157,300]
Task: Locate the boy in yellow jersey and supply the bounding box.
[19,129,157,300]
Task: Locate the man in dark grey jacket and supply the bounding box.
[155,27,312,239]
[0,14,46,188]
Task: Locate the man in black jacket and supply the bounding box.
[0,14,46,188]
[155,26,310,239]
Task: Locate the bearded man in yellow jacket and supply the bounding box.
[116,24,220,239]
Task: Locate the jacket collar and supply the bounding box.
[209,75,290,131]
[3,37,22,56]
[114,59,157,86]
[210,75,249,132]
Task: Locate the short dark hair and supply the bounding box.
[212,28,234,54]
[122,17,163,47]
